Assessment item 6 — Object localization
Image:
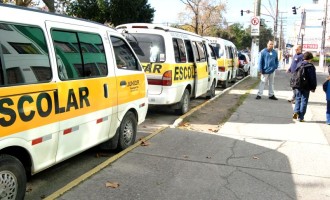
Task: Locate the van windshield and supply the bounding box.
[126,33,165,63]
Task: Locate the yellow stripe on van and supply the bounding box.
[0,74,146,137]
[141,62,209,83]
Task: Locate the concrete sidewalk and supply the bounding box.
[54,69,330,200]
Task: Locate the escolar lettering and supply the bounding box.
[143,64,162,73]
[0,87,90,127]
[174,65,195,81]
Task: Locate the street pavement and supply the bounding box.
[52,67,330,200]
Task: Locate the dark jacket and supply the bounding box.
[296,61,317,91]
[288,53,303,73]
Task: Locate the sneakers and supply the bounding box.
[299,119,305,122]
[292,113,298,120]
[256,95,261,100]
[288,99,295,104]
[269,95,278,100]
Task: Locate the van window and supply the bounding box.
[125,33,165,63]
[184,40,194,62]
[0,23,51,86]
[52,30,108,79]
[208,44,217,59]
[192,41,206,62]
[173,38,187,63]
[111,36,140,70]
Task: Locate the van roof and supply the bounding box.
[0,4,116,32]
[116,23,201,38]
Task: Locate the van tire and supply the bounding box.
[206,81,216,99]
[0,154,26,200]
[117,111,137,150]
[175,89,190,115]
[222,75,229,88]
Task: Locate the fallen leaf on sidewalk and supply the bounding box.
[253,156,259,160]
[180,122,190,127]
[206,156,212,159]
[183,155,189,159]
[141,140,150,146]
[106,181,120,188]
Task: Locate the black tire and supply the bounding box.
[206,81,216,99]
[244,67,250,76]
[0,154,26,200]
[222,75,229,88]
[117,111,137,150]
[175,89,190,115]
[237,68,245,80]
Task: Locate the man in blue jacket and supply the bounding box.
[256,40,279,100]
[287,45,303,103]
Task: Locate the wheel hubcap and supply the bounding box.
[123,120,133,145]
[0,171,17,200]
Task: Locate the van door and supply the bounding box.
[46,21,113,162]
[108,34,148,122]
[191,41,208,97]
[206,43,218,88]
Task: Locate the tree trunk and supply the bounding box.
[16,0,33,7]
[42,0,55,12]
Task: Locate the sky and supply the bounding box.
[148,0,319,39]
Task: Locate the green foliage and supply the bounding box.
[258,24,274,49]
[312,57,330,63]
[66,0,155,26]
[109,0,155,26]
[67,0,111,23]
[214,23,251,50]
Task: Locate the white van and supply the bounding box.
[204,37,239,88]
[116,23,218,114]
[0,4,148,199]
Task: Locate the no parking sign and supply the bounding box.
[251,16,260,36]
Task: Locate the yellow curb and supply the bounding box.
[44,126,168,200]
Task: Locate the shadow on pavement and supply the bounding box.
[59,128,297,200]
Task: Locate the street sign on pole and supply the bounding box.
[251,16,260,36]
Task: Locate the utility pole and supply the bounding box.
[250,0,261,77]
[274,0,279,47]
[319,0,328,69]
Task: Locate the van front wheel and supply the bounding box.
[0,154,26,200]
[175,89,190,115]
[117,111,137,150]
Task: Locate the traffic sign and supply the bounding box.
[251,16,260,36]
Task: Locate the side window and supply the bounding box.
[110,36,140,71]
[192,42,200,62]
[184,40,194,62]
[52,30,107,80]
[196,42,206,62]
[172,38,187,63]
[0,22,51,86]
[208,44,216,59]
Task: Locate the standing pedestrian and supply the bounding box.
[292,52,317,122]
[287,45,303,103]
[323,65,330,125]
[256,40,279,100]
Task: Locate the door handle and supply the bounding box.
[120,80,127,86]
[103,84,108,98]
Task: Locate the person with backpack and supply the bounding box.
[322,65,330,125]
[291,52,317,122]
[287,45,303,104]
[256,40,279,100]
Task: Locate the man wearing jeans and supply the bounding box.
[256,40,279,100]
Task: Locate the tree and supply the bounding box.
[42,0,54,12]
[67,0,111,24]
[179,0,226,35]
[109,0,155,26]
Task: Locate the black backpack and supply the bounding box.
[290,63,310,89]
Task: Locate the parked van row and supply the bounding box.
[0,5,239,199]
[0,4,148,199]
